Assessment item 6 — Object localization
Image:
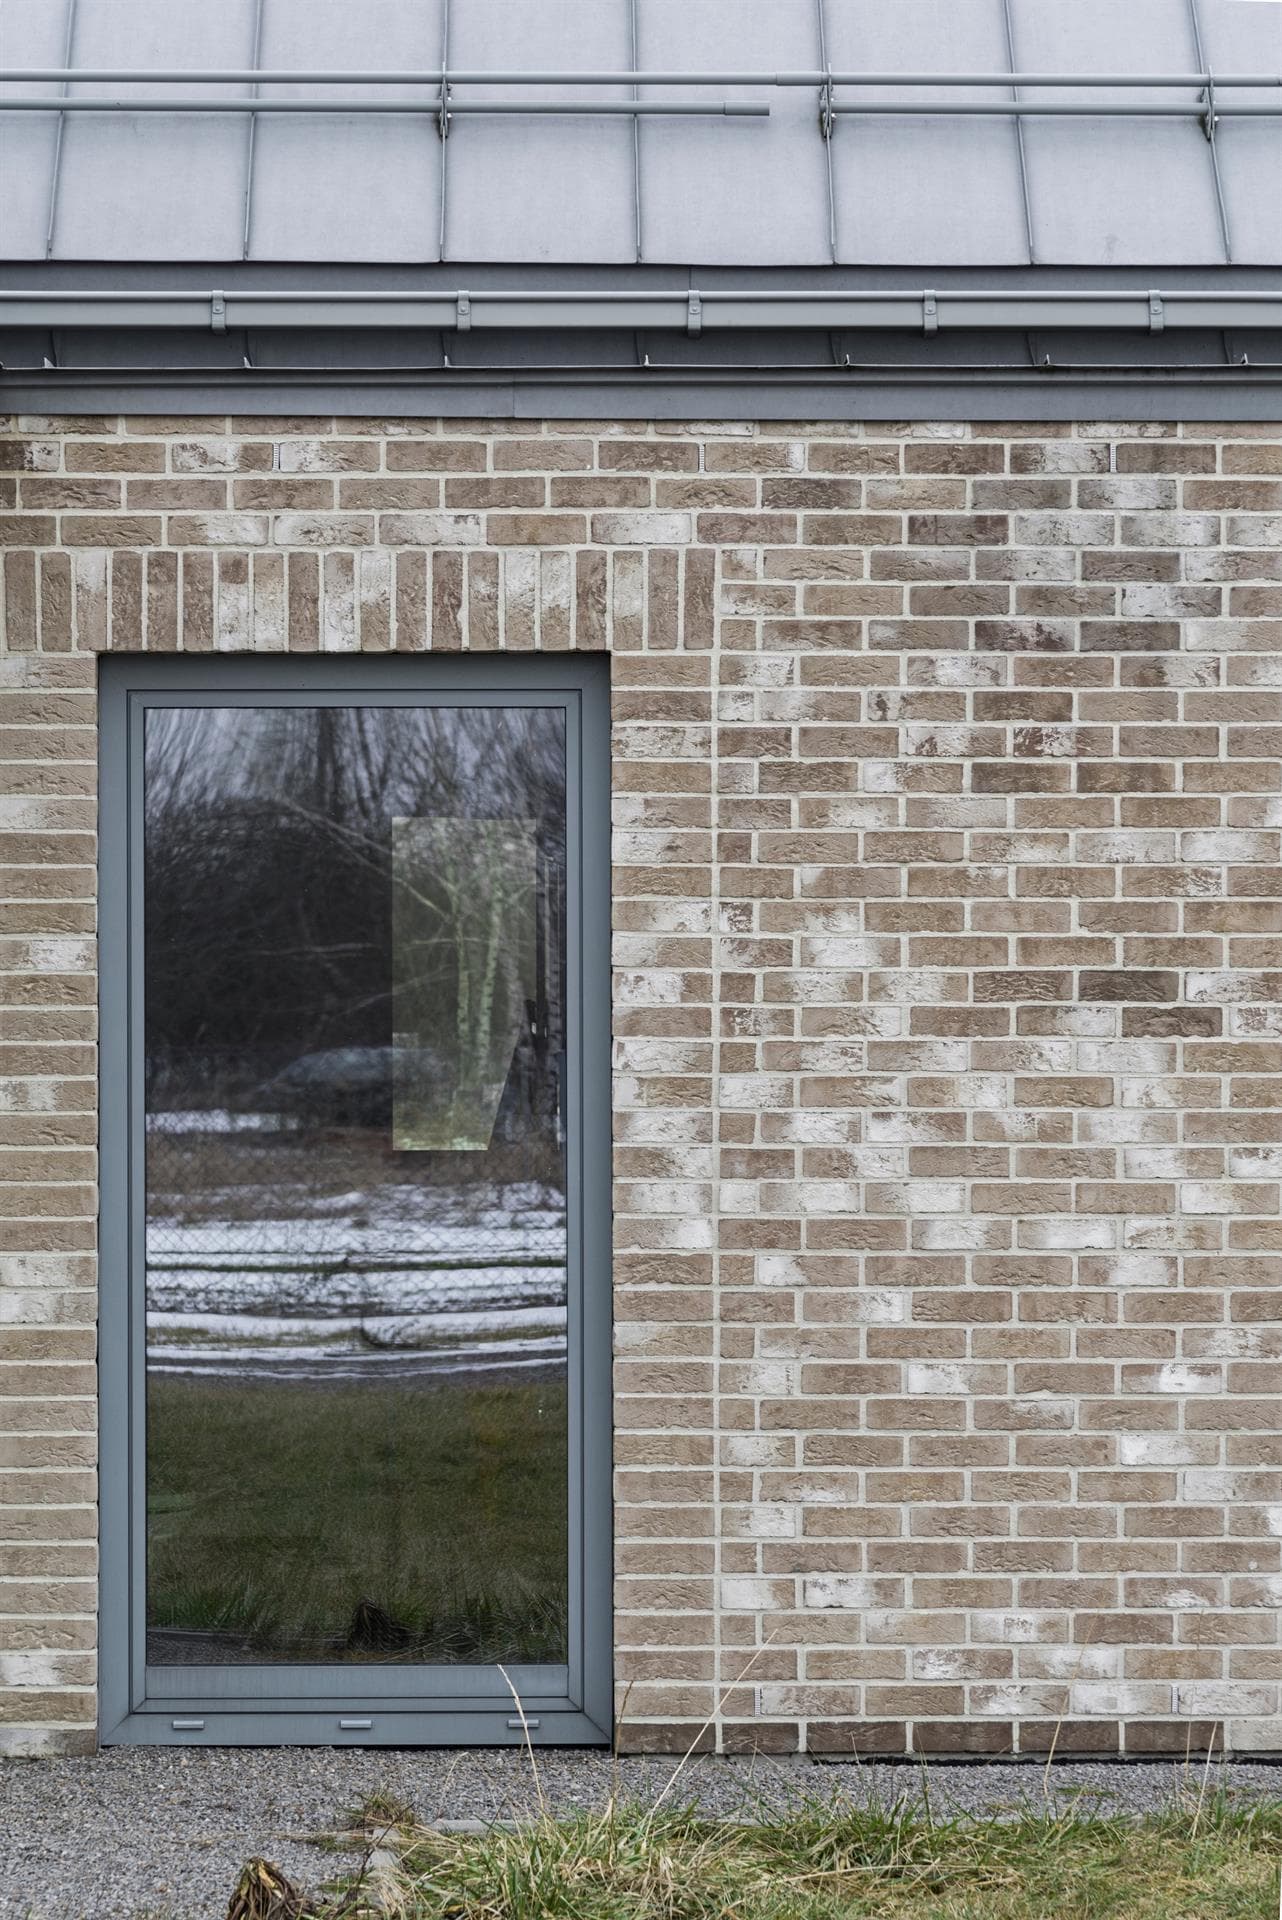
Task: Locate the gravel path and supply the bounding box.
[2,1746,1280,1919]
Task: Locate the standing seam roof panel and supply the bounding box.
[40,0,258,260]
[247,0,444,263]
[1009,0,1227,265]
[1202,0,1282,264]
[826,0,1031,266]
[0,0,69,258]
[443,0,633,265]
[1,0,1279,266]
[635,0,831,266]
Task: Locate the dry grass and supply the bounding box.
[276,1782,1282,1919]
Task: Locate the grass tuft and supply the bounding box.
[290,1784,1282,1920]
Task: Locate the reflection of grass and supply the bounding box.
[146,1375,567,1664]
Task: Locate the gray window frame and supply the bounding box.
[98,654,612,1747]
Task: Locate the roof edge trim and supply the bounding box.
[4,366,1279,423]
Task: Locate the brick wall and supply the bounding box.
[3,414,1282,1758]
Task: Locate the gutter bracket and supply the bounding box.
[922,289,938,336]
[687,288,702,338]
[210,289,226,334]
[456,289,471,332]
[437,76,451,141]
[1148,289,1165,334]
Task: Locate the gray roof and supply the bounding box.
[3,0,1280,267]
[2,0,1280,419]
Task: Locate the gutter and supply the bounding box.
[4,287,1282,335]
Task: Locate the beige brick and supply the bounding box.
[3,413,1282,1761]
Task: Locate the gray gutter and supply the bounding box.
[4,286,1282,333]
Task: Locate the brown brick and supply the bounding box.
[65,440,165,473]
[908,513,1008,546]
[601,440,700,473]
[237,477,335,509]
[5,412,1282,1765]
[20,479,121,510]
[1081,971,1179,1003]
[488,514,587,546]
[384,439,488,472]
[0,517,56,548]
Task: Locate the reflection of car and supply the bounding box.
[258,1038,559,1142]
[256,1046,416,1129]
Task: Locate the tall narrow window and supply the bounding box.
[100,660,610,1745]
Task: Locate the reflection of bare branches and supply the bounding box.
[393,818,538,1150]
[143,706,566,1142]
[271,794,454,937]
[147,703,564,832]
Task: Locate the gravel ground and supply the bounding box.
[2,1746,1280,1919]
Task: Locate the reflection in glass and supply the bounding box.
[392,817,538,1152]
[142,705,568,1667]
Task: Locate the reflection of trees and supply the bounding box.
[393,816,538,1150]
[143,705,566,1133]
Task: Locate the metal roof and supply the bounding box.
[3,0,1280,267]
[1,0,1280,418]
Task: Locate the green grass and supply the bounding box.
[281,1786,1282,1919]
[146,1375,567,1663]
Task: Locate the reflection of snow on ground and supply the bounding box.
[147,1109,299,1133]
[146,1182,568,1381]
[147,1336,565,1384]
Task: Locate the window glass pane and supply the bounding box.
[142,704,568,1667]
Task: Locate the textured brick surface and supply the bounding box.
[3,416,1282,1757]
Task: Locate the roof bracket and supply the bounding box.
[210,289,226,334]
[1200,70,1217,142]
[818,67,834,140]
[456,288,471,332]
[687,288,702,337]
[437,78,451,141]
[922,290,938,336]
[1149,289,1165,334]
